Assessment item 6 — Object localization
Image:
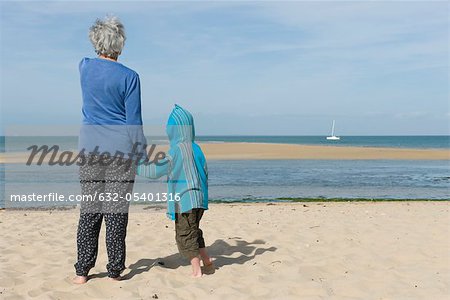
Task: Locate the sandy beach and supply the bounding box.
[1,142,449,164]
[0,202,448,299]
[198,143,450,160]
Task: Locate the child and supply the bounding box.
[137,104,213,277]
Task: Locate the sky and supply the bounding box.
[0,0,448,135]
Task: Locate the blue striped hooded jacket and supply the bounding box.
[137,104,208,220]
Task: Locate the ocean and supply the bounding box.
[195,135,450,149]
[1,136,449,208]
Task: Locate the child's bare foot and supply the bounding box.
[199,248,211,266]
[202,259,215,275]
[190,256,202,278]
[191,272,203,278]
[203,259,214,267]
[73,276,88,284]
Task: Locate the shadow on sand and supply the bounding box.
[123,238,277,280]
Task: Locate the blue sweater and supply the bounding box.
[78,57,147,156]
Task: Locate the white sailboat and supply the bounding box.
[326,120,340,140]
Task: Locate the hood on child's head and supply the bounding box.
[166,104,196,144]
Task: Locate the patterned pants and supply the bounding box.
[74,155,136,278]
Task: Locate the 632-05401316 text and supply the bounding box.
[9,192,181,202]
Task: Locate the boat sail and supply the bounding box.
[326,120,340,140]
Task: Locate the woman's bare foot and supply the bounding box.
[73,276,88,284]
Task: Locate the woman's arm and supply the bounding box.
[124,72,143,125]
[124,72,147,158]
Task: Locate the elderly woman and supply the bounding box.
[73,16,146,284]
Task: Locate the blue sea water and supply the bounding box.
[205,160,449,200]
[1,136,449,207]
[1,159,449,208]
[196,135,450,149]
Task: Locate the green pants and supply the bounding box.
[175,209,206,259]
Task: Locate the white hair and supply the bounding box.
[89,16,126,59]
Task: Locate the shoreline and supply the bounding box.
[2,199,448,211]
[0,142,449,163]
[198,140,449,151]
